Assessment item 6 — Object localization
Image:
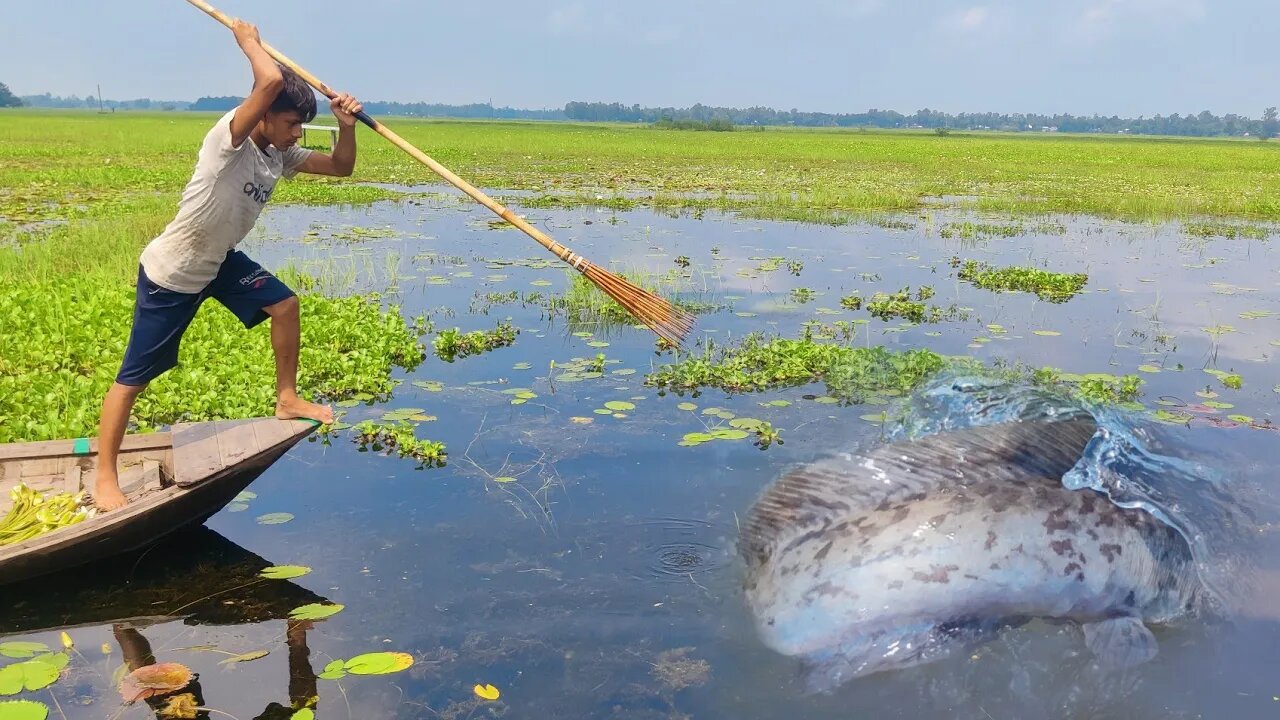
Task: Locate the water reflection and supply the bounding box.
[0,527,324,719]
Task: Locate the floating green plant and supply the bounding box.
[646,332,948,403]
[953,258,1087,302]
[433,321,519,362]
[351,420,447,468]
[1032,368,1144,404]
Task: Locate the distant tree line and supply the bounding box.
[652,116,736,132]
[19,92,187,111]
[11,86,1280,138]
[0,82,24,107]
[565,101,1280,138]
[356,101,565,120]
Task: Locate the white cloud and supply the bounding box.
[957,6,991,31]
[1078,0,1206,35]
[937,5,1002,37]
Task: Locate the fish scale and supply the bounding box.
[741,417,1202,692]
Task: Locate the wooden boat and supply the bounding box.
[0,417,319,585]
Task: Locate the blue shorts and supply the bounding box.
[116,250,295,386]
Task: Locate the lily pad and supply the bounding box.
[1227,414,1254,423]
[0,644,46,660]
[474,683,501,701]
[760,399,792,407]
[813,396,840,405]
[0,668,21,696]
[288,604,344,621]
[218,650,270,666]
[676,402,698,411]
[1033,330,1061,336]
[1137,365,1161,373]
[729,418,765,431]
[259,565,311,580]
[344,652,414,675]
[119,662,193,703]
[604,401,635,411]
[0,700,48,720]
[1151,409,1193,425]
[493,477,517,483]
[710,428,751,440]
[256,513,294,525]
[412,380,444,392]
[513,362,532,370]
[586,341,610,348]
[317,659,347,680]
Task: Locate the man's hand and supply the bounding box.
[330,93,364,127]
[230,19,262,50]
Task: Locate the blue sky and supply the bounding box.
[3,0,1276,117]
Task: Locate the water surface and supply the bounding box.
[2,192,1277,718]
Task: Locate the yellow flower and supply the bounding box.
[159,692,200,719]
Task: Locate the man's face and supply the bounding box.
[259,110,304,149]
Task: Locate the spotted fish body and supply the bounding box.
[741,418,1201,692]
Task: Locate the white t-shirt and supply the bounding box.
[139,109,312,293]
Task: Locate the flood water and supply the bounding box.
[2,190,1277,719]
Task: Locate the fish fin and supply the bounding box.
[1082,616,1158,668]
[741,418,1097,569]
[799,620,999,693]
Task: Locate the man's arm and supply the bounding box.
[296,93,363,177]
[228,20,284,149]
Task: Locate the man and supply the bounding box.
[95,19,359,510]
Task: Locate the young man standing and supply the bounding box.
[95,19,361,510]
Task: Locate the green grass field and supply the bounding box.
[4,109,1280,232]
[1,108,1276,443]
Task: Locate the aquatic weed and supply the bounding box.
[352,420,447,468]
[645,332,947,403]
[953,258,1088,302]
[433,321,519,362]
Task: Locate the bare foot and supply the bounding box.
[94,471,129,511]
[276,394,335,424]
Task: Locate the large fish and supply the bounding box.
[740,417,1204,693]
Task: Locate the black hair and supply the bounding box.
[268,64,317,122]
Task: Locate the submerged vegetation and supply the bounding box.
[953,258,1089,302]
[544,271,721,330]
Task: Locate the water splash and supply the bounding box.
[883,371,1254,612]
